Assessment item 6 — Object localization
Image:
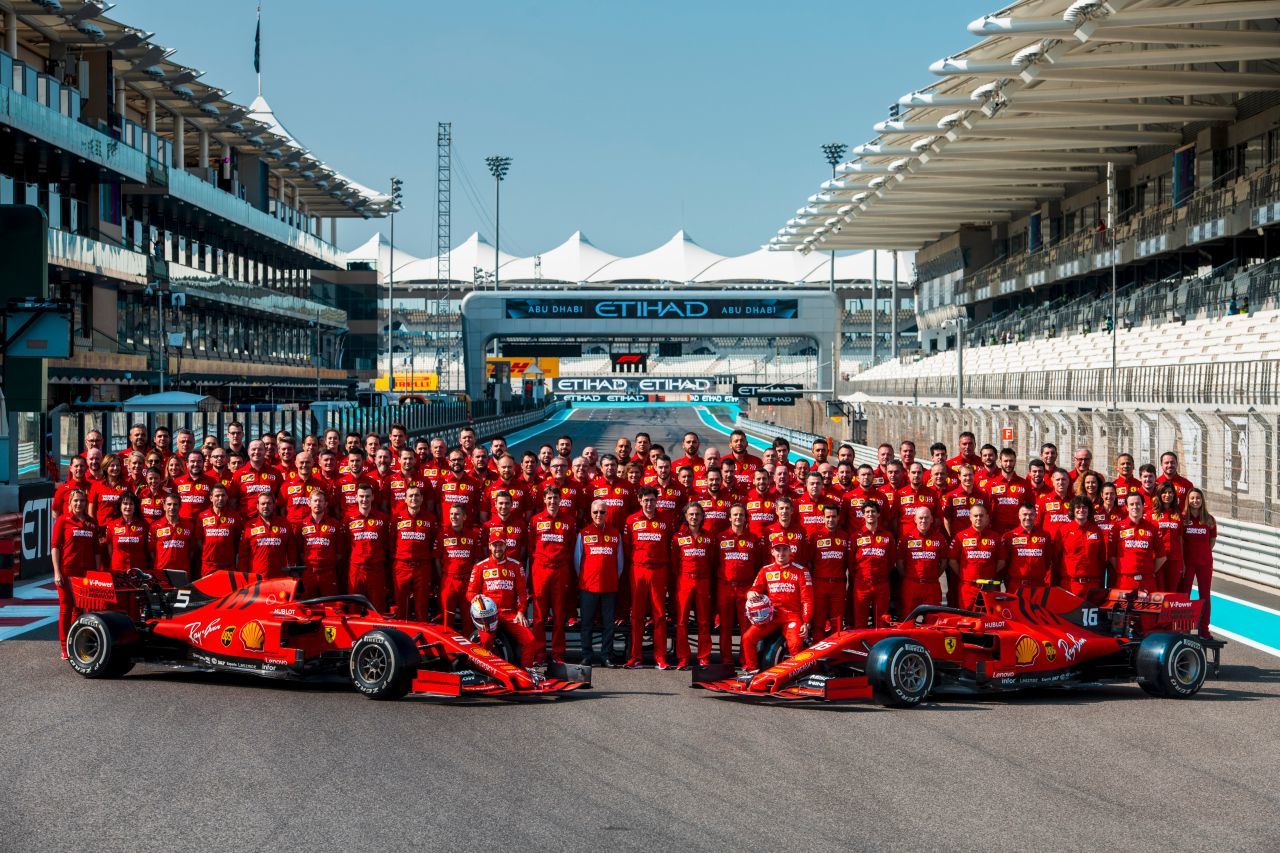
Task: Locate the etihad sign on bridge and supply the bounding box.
[551,376,717,394]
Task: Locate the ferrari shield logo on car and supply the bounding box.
[943,637,957,655]
[324,626,337,643]
[220,625,235,647]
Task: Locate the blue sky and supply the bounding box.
[121,0,993,258]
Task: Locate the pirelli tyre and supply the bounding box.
[758,634,789,669]
[349,629,420,700]
[66,612,137,678]
[865,637,934,708]
[1136,633,1208,699]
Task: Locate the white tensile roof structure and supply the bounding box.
[350,232,912,286]
[773,0,1280,253]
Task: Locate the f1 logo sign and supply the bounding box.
[614,354,644,364]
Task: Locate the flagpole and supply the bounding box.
[255,4,262,96]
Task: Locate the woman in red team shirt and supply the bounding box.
[51,489,99,654]
[163,454,186,492]
[1075,470,1104,504]
[1149,483,1185,592]
[88,453,130,527]
[104,492,151,573]
[1182,488,1218,638]
[137,467,169,523]
[1093,483,1125,535]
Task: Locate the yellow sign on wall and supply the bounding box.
[375,373,440,392]
[486,357,560,379]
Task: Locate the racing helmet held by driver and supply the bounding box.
[745,594,774,625]
[469,595,499,633]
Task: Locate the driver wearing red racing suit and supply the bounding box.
[467,537,537,666]
[740,541,813,672]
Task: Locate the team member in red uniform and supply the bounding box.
[1026,460,1051,498]
[670,503,715,668]
[421,438,449,485]
[529,488,577,663]
[744,469,778,538]
[335,448,375,520]
[484,491,528,563]
[851,501,896,629]
[1181,488,1217,636]
[842,465,882,534]
[795,473,833,538]
[488,455,535,520]
[467,537,537,666]
[51,489,98,652]
[149,494,197,582]
[391,484,437,620]
[764,496,809,567]
[296,490,344,597]
[195,484,239,576]
[717,505,763,666]
[1157,452,1195,510]
[346,483,392,610]
[1002,504,1054,594]
[808,504,851,639]
[718,458,743,503]
[539,457,587,523]
[387,449,433,512]
[624,487,673,669]
[946,431,981,475]
[897,506,948,614]
[237,493,295,579]
[1112,453,1141,504]
[895,462,940,542]
[740,541,813,672]
[575,500,624,665]
[104,493,150,574]
[53,457,93,516]
[983,449,1031,534]
[1036,470,1074,540]
[645,456,687,524]
[948,502,1002,610]
[1110,493,1166,591]
[726,429,762,492]
[434,503,483,629]
[693,467,733,535]
[941,464,988,539]
[1094,483,1125,535]
[927,462,957,503]
[85,455,125,527]
[136,468,169,523]
[1057,497,1109,594]
[590,454,636,531]
[172,451,214,523]
[277,452,323,526]
[1149,483,1185,592]
[233,440,282,514]
[671,431,703,477]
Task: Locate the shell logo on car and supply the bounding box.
[1015,634,1039,665]
[240,620,265,652]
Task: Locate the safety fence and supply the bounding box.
[732,412,1280,591]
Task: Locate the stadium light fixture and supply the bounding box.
[486,156,513,290]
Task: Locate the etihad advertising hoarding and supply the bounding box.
[505,298,799,321]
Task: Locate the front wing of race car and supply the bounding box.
[691,665,873,702]
[411,662,591,698]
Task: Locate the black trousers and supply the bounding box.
[579,590,617,662]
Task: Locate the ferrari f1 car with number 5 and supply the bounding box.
[693,582,1223,706]
[64,569,589,700]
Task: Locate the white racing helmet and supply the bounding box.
[745,593,774,625]
[469,595,499,632]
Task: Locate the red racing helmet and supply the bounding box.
[745,594,774,625]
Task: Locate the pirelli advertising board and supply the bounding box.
[505,298,799,320]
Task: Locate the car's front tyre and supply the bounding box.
[349,629,419,700]
[865,637,934,707]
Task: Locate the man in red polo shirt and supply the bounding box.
[1156,451,1194,509]
[946,431,981,475]
[624,487,673,669]
[483,491,528,563]
[851,501,895,630]
[1110,492,1166,591]
[232,440,282,516]
[765,495,809,568]
[438,448,484,525]
[488,455,535,520]
[195,484,240,577]
[392,484,438,621]
[589,454,635,531]
[435,503,483,630]
[173,450,215,523]
[150,494,197,581]
[726,429,762,493]
[528,489,577,664]
[1036,469,1074,540]
[346,483,392,610]
[984,448,1031,534]
[897,506,948,615]
[296,490,344,597]
[744,469,778,539]
[716,504,763,666]
[1057,496,1109,595]
[1002,503,1054,595]
[808,504,851,639]
[237,493,295,579]
[670,502,715,669]
[948,502,1002,610]
[895,462,940,543]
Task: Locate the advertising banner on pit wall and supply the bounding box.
[486,357,561,379]
[505,297,799,320]
[552,376,718,394]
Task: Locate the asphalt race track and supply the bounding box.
[2,406,1278,852]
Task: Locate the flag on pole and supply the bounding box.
[253,5,261,75]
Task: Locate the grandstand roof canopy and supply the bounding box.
[772,0,1280,253]
[5,1,395,218]
[349,231,912,286]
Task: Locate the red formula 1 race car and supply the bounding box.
[64,569,588,700]
[693,583,1224,706]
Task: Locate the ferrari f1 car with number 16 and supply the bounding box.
[64,569,589,700]
[692,582,1224,706]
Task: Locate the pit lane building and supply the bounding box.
[0,1,395,404]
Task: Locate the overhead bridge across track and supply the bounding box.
[460,289,838,397]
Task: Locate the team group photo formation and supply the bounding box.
[3,0,1279,849]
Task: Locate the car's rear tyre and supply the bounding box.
[349,629,419,700]
[865,637,934,707]
[66,612,136,678]
[1137,633,1207,699]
